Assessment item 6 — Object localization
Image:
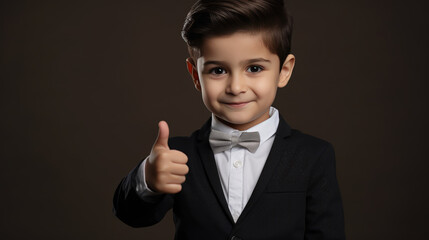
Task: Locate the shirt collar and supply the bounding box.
[211,107,279,144]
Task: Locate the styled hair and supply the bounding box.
[181,0,293,65]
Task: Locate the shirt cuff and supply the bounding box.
[135,156,162,199]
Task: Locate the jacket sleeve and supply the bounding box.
[113,160,174,228]
[304,143,346,240]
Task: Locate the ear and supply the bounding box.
[278,54,295,88]
[186,58,201,91]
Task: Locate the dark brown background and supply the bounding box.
[1,0,428,239]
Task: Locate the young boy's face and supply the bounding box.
[188,32,294,131]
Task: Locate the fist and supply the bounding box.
[145,121,189,194]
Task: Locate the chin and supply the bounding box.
[221,115,253,125]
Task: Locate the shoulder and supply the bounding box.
[168,136,192,150]
[277,114,333,155]
[167,118,211,151]
[167,128,201,154]
[290,129,332,147]
[290,129,333,148]
[286,128,335,160]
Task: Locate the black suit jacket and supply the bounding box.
[113,116,345,240]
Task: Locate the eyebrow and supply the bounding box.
[204,58,271,66]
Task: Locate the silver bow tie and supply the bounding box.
[209,129,260,154]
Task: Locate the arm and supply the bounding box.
[113,121,188,227]
[113,160,174,227]
[305,143,346,240]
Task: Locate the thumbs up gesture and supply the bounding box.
[145,121,189,194]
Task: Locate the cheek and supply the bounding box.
[253,80,278,100]
[200,79,222,104]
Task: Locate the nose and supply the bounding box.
[226,73,247,95]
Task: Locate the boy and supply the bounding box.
[113,0,345,239]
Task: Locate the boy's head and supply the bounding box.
[182,0,293,66]
[182,0,295,131]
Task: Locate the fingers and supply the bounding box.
[163,184,183,194]
[154,120,169,149]
[153,149,187,165]
[154,157,188,176]
[146,120,189,194]
[169,163,189,176]
[166,174,187,184]
[170,150,188,164]
[150,172,187,194]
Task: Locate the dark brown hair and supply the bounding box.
[181,0,293,65]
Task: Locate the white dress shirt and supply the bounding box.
[210,107,279,222]
[135,107,279,222]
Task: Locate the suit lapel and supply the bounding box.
[235,115,293,225]
[196,119,235,223]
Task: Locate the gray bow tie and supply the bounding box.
[209,129,260,154]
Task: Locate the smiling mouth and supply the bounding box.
[223,101,251,108]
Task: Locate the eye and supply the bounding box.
[209,67,227,75]
[247,65,263,73]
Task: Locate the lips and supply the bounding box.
[222,101,251,108]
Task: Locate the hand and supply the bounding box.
[145,121,189,194]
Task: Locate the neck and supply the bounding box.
[216,111,270,131]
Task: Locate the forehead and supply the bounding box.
[199,32,276,62]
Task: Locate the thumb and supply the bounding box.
[154,120,170,149]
